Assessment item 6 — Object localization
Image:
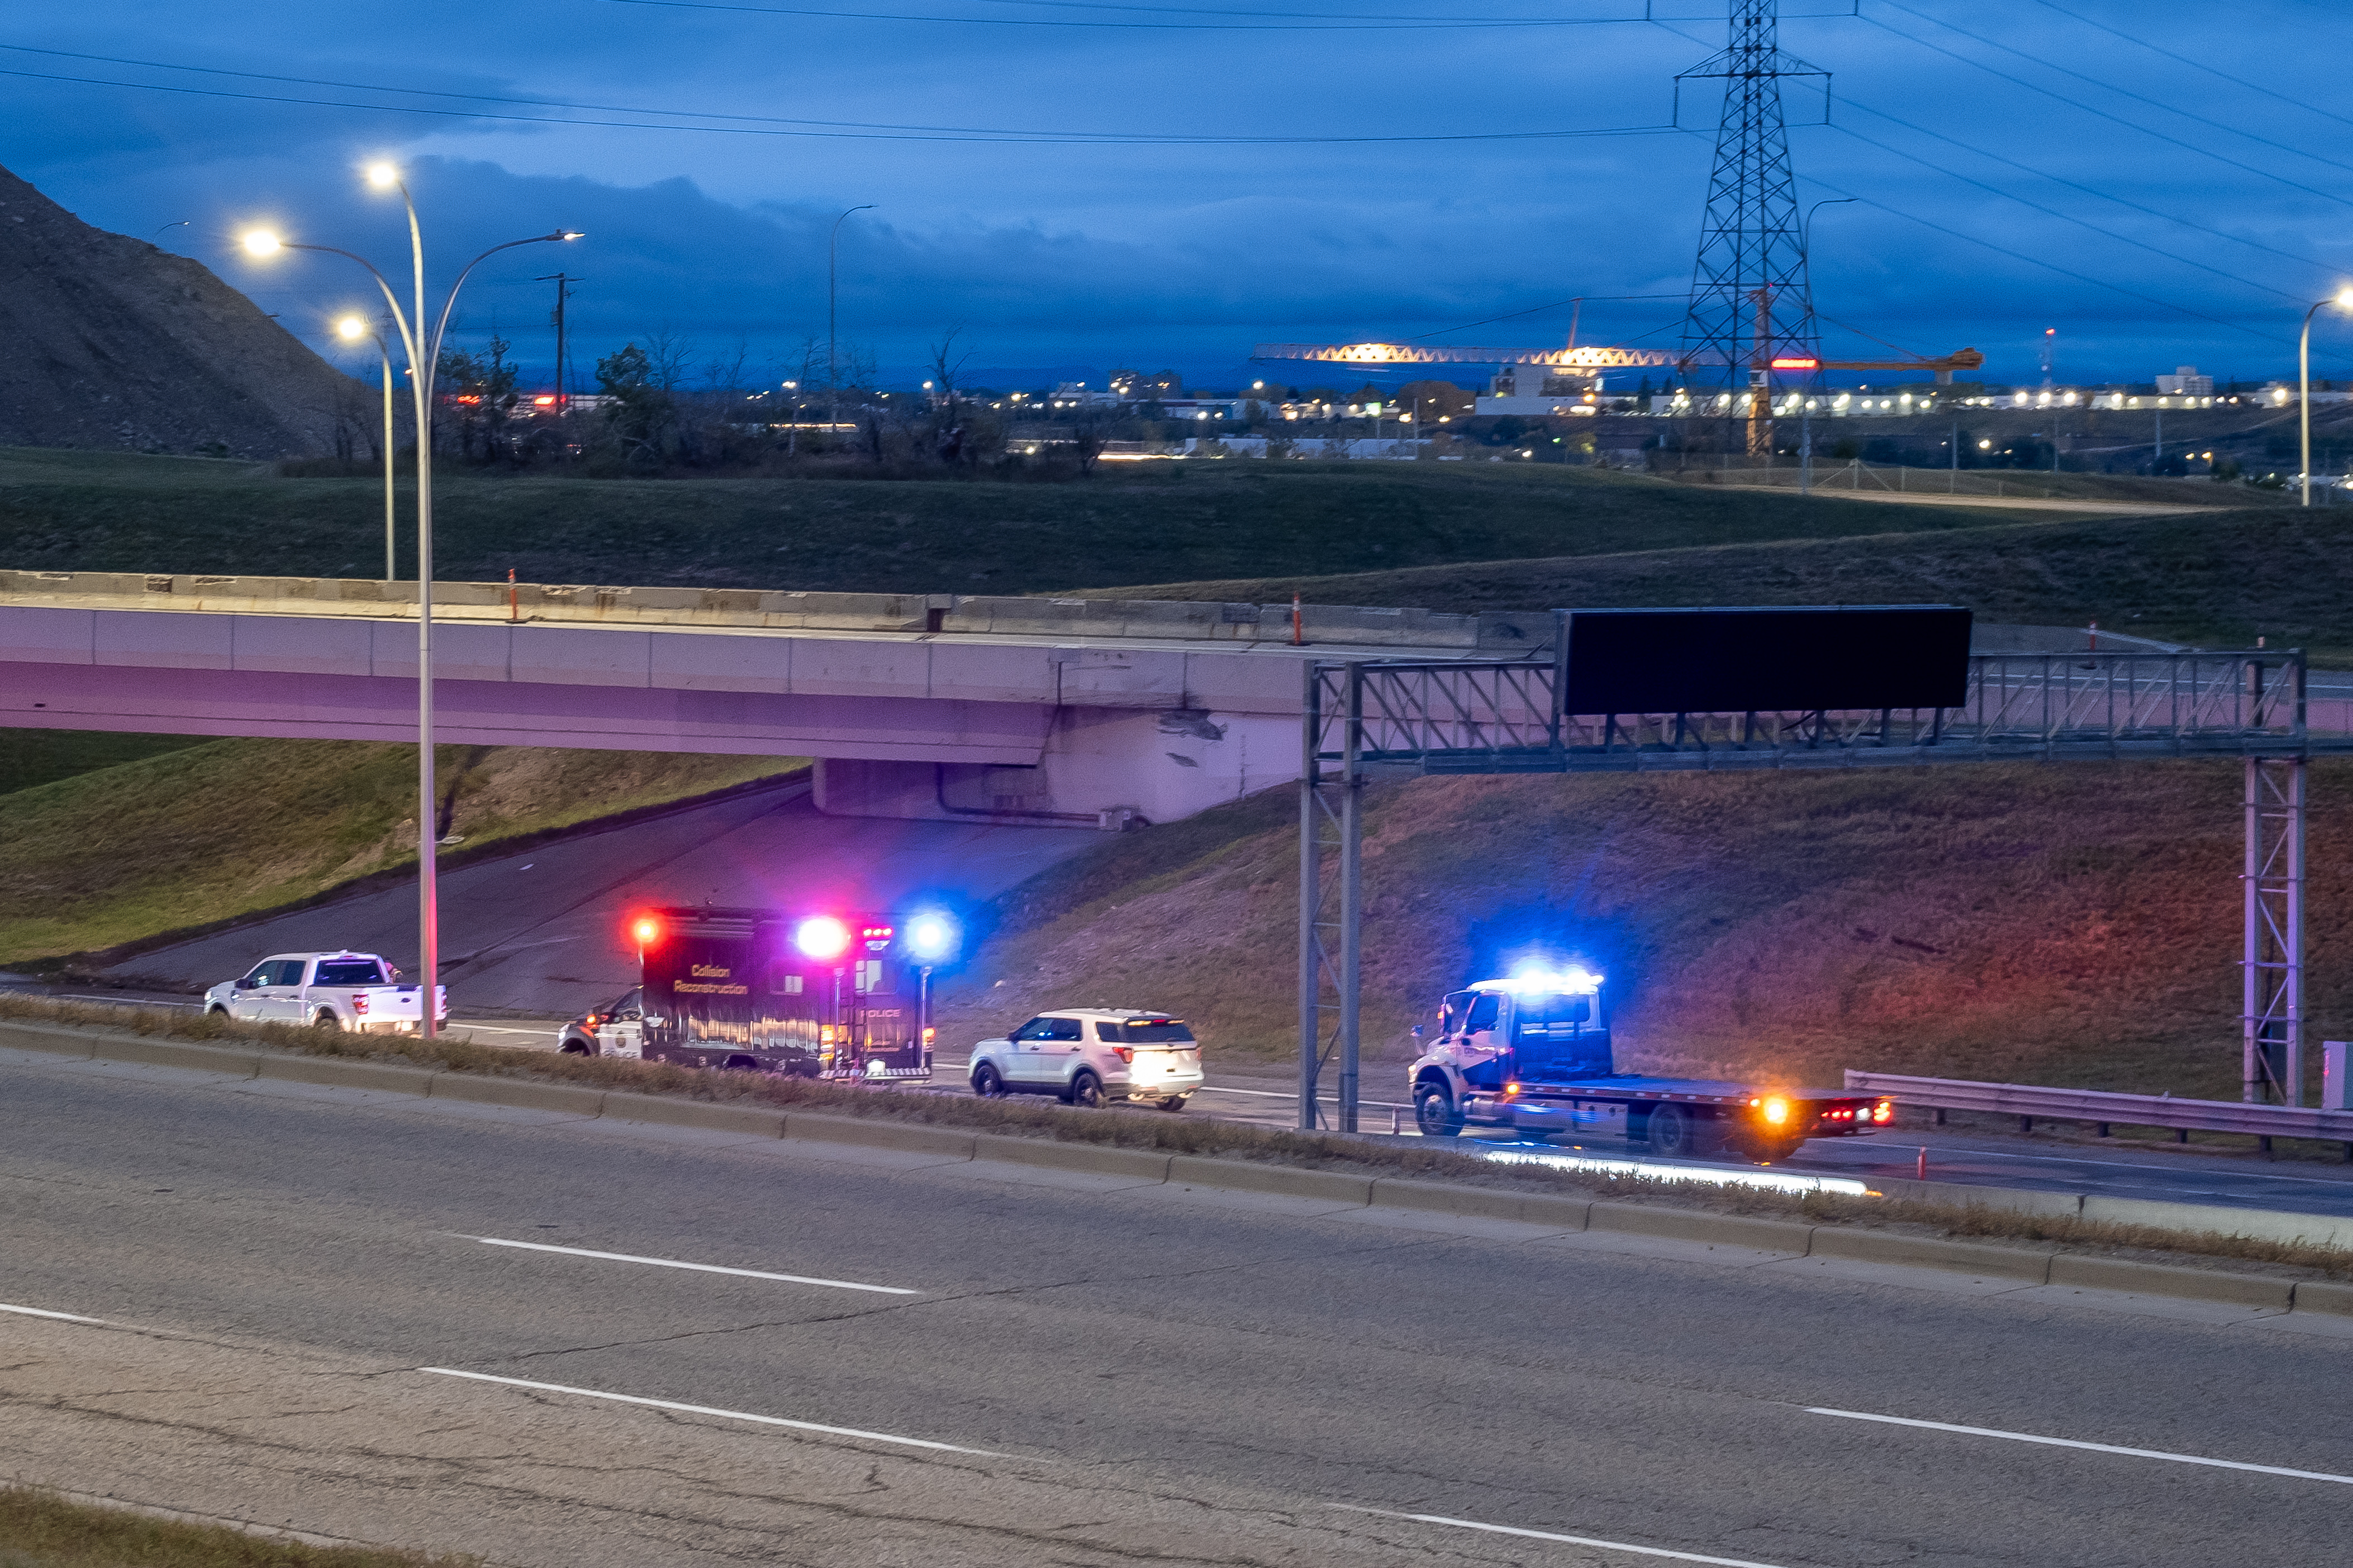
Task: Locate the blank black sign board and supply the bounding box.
[1563,606,1974,715]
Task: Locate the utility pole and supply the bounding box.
[2154,406,2163,475]
[1950,417,1959,492]
[534,272,581,409]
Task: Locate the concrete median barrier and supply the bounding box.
[427,1075,606,1116]
[1588,1202,1814,1253]
[2292,1278,2353,1316]
[784,1112,977,1159]
[1806,1227,2055,1281]
[2047,1253,2297,1309]
[255,1054,439,1095]
[91,1037,262,1077]
[1168,1156,1374,1205]
[0,1021,102,1059]
[599,1092,788,1138]
[1371,1177,1552,1225]
[973,1135,1172,1181]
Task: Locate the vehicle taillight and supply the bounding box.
[1874,1099,1894,1124]
[351,994,368,1014]
[1114,1047,1134,1064]
[922,1027,936,1045]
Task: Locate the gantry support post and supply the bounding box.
[2242,653,2309,1106]
[2243,755,2308,1106]
[1297,661,1363,1133]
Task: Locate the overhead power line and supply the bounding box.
[0,49,1675,144]
[1858,7,2353,209]
[584,0,1666,29]
[1876,0,2353,178]
[1838,96,2341,283]
[2027,0,2353,132]
[1828,122,2306,306]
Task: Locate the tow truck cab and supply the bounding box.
[1408,971,1891,1162]
[631,905,936,1080]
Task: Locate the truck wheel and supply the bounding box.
[1414,1082,1462,1138]
[1644,1104,1694,1159]
[1067,1070,1104,1109]
[560,1037,593,1056]
[1743,1135,1804,1164]
[972,1062,1005,1098]
[1156,1096,1187,1112]
[311,1010,340,1032]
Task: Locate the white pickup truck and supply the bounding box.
[203,951,447,1033]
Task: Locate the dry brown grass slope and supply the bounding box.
[939,760,2353,1102]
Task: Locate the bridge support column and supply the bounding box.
[2244,755,2306,1105]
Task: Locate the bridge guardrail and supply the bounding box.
[1843,1069,2353,1146]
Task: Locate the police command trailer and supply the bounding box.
[626,905,943,1079]
[1407,968,1890,1162]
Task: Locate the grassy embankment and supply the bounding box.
[0,740,804,966]
[1,443,2143,593]
[942,759,2353,1116]
[1109,504,2353,663]
[0,1485,475,1568]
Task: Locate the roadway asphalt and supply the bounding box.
[96,777,1099,1017]
[2,1046,2349,1567]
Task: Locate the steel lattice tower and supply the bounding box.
[1680,0,1826,457]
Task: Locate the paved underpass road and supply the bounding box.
[97,778,1098,1017]
[4,1046,2351,1567]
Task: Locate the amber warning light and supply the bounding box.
[1770,356,1820,370]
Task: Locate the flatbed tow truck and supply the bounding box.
[1407,969,1891,1163]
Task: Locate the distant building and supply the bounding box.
[2155,365,2214,395]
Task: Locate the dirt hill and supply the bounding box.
[0,164,361,457]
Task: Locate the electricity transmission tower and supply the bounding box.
[1679,0,1827,459]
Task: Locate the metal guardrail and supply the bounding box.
[1844,1070,2353,1146]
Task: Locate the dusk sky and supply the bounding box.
[8,1,2349,392]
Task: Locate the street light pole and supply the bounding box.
[2299,289,2353,508]
[828,204,873,434]
[244,174,578,1038]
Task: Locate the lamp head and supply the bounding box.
[335,316,367,341]
[241,230,282,257]
[560,230,584,241]
[364,162,399,190]
[2336,287,2353,310]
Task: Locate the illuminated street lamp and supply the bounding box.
[335,314,397,581]
[2299,287,2353,507]
[243,170,580,1035]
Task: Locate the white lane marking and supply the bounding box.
[473,1236,918,1295]
[0,1300,108,1325]
[1331,1504,1793,1567]
[1807,1408,2353,1486]
[420,1368,1001,1455]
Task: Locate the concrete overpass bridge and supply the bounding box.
[0,570,1556,828]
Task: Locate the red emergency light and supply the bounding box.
[796,915,851,960]
[1769,356,1820,370]
[629,913,663,947]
